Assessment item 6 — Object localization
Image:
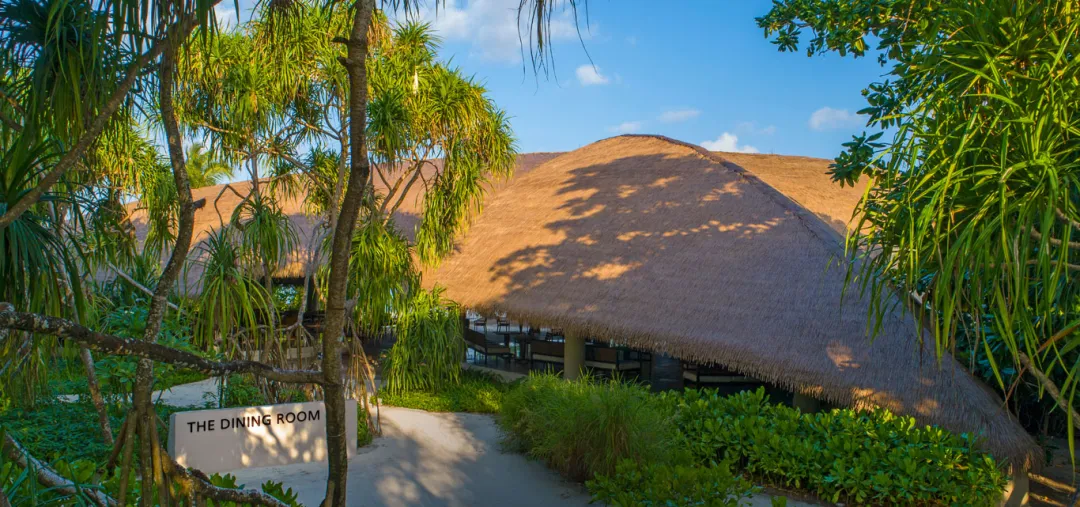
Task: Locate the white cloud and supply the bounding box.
[408,0,589,63]
[576,64,610,86]
[761,125,777,135]
[701,133,758,153]
[214,5,236,27]
[808,107,863,131]
[658,109,700,123]
[609,121,643,134]
[625,36,638,46]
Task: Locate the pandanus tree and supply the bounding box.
[759,0,1080,446]
[0,0,572,505]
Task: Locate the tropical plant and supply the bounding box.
[662,387,1006,505]
[498,373,680,482]
[758,0,1080,448]
[0,0,568,504]
[231,192,299,290]
[190,228,274,353]
[379,368,509,413]
[587,460,758,507]
[380,288,463,394]
[185,143,233,188]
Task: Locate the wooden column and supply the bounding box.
[792,392,820,413]
[564,333,586,380]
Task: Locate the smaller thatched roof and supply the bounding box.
[422,135,1039,469]
[124,153,563,293]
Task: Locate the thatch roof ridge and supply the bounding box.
[424,134,1039,469]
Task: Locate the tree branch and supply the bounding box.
[0,305,325,384]
[1027,259,1080,272]
[0,108,21,132]
[0,10,214,231]
[160,445,290,507]
[1057,208,1080,231]
[1018,352,1080,433]
[386,157,435,220]
[105,261,182,312]
[1030,227,1080,250]
[2,432,116,507]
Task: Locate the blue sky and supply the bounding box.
[218,0,887,159]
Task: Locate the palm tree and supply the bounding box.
[185,143,233,188]
[0,0,577,504]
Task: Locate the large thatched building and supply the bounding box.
[420,135,1038,470]
[124,134,1036,470]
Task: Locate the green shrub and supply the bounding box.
[357,403,374,447]
[587,460,758,507]
[498,373,680,482]
[0,400,196,464]
[379,369,509,414]
[213,374,311,408]
[662,388,1007,506]
[381,289,464,395]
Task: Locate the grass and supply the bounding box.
[0,398,197,464]
[378,369,511,414]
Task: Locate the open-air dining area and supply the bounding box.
[461,312,652,380]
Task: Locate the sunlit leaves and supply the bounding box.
[230,191,299,279]
[190,227,274,351]
[319,218,417,337]
[366,20,516,266]
[763,0,1080,439]
[381,287,462,394]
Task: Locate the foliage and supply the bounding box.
[587,460,758,507]
[379,369,509,413]
[0,399,193,465]
[0,144,83,318]
[759,0,1080,440]
[231,192,299,281]
[214,374,311,409]
[273,285,302,313]
[498,373,680,482]
[0,440,305,506]
[380,288,463,394]
[662,388,1006,506]
[190,228,275,352]
[365,20,517,266]
[185,143,233,189]
[356,404,373,448]
[93,303,203,396]
[329,218,417,336]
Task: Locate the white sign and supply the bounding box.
[168,400,358,473]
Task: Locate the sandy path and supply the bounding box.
[228,406,592,507]
[116,375,811,506]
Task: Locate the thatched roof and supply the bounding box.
[422,135,1038,469]
[125,153,563,293]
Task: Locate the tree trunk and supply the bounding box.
[131,25,198,505]
[79,346,115,446]
[319,2,375,504]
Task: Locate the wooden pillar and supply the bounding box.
[564,333,586,380]
[792,392,820,413]
[1001,468,1029,507]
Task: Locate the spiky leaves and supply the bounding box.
[231,192,299,281]
[762,0,1080,448]
[381,288,462,394]
[191,228,274,352]
[366,21,516,265]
